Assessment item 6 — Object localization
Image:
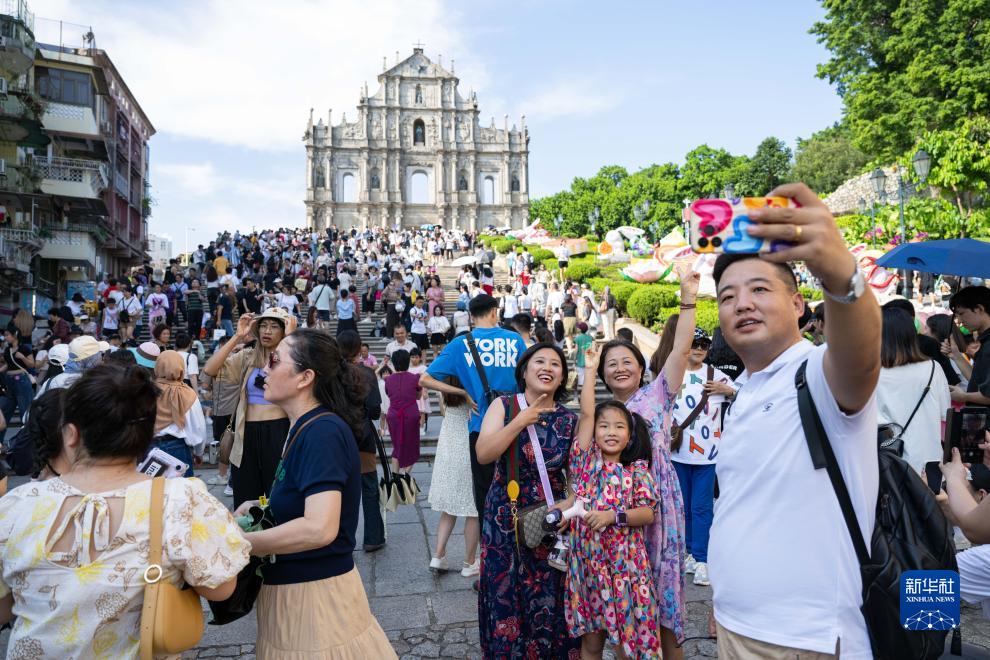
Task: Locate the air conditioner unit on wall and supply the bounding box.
[0,159,7,176]
[0,79,7,96]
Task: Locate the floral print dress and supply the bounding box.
[625,369,687,643]
[0,477,250,660]
[479,398,581,659]
[566,441,662,657]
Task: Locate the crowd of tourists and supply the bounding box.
[0,184,989,658]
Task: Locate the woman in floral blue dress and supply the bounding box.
[589,270,699,659]
[476,343,581,659]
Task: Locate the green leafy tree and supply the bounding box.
[738,137,793,195]
[812,0,990,161]
[792,124,868,194]
[679,145,746,199]
[915,116,990,237]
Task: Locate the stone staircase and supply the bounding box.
[140,264,614,463]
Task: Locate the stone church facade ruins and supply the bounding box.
[303,48,530,231]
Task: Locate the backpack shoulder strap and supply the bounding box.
[795,360,871,565]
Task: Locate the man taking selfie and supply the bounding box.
[709,183,881,659]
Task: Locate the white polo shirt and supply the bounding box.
[709,340,877,658]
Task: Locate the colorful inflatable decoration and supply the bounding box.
[618,229,717,297]
[850,243,900,300]
[597,226,651,264]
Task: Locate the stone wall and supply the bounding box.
[823,166,914,216]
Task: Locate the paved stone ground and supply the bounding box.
[3,458,990,658]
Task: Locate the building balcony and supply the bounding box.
[37,156,109,199]
[114,169,128,197]
[39,227,98,269]
[0,161,40,195]
[40,100,99,137]
[0,91,47,147]
[0,1,36,76]
[0,225,41,273]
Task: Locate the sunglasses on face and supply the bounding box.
[691,341,711,350]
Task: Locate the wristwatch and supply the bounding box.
[822,265,866,304]
[615,508,627,528]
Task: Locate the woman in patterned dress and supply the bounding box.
[475,343,581,659]
[591,270,700,659]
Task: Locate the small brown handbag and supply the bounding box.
[139,477,204,660]
[217,421,235,464]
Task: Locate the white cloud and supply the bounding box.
[33,0,485,152]
[518,78,623,120]
[155,162,218,197]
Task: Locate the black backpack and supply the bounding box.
[4,388,64,476]
[795,361,957,660]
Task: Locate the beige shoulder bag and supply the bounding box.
[139,477,204,659]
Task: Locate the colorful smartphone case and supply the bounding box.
[687,196,797,254]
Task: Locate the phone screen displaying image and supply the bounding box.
[959,411,987,464]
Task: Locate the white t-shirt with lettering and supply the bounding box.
[671,365,731,465]
[710,340,877,658]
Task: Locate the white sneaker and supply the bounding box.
[223,484,234,497]
[684,554,697,574]
[461,558,480,577]
[429,555,449,572]
[693,562,710,586]
[206,475,224,486]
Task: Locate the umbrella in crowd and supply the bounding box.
[877,238,990,278]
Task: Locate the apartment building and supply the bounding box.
[0,3,154,316]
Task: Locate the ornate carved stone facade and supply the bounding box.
[303,48,530,231]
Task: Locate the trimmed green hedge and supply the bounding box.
[492,238,518,254]
[627,286,678,325]
[564,262,601,281]
[610,281,640,314]
[526,246,555,262]
[799,286,824,301]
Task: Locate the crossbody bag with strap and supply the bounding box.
[670,364,713,452]
[883,360,935,453]
[464,331,509,405]
[505,393,558,548]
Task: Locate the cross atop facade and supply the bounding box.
[413,40,425,50]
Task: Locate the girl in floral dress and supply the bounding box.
[560,367,662,658]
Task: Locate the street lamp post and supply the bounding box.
[184,227,196,266]
[869,149,933,300]
[723,183,735,199]
[587,206,600,236]
[554,214,563,235]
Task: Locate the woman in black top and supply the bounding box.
[0,328,35,423]
[235,329,394,657]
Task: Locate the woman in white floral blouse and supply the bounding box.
[0,363,250,659]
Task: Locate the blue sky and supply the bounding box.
[33,0,843,255]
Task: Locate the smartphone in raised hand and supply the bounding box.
[687,196,797,254]
[924,461,944,494]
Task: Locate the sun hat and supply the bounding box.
[693,327,712,345]
[256,307,291,327]
[68,336,110,361]
[129,341,161,369]
[47,343,70,367]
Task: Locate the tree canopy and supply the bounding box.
[812,0,990,161]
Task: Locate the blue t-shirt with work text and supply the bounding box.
[427,326,525,433]
[262,407,361,585]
